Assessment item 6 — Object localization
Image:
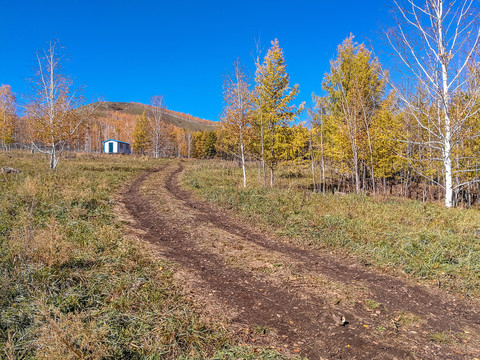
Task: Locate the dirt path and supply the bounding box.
[122,161,480,359]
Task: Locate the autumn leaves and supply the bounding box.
[220,0,480,209]
[220,39,304,188]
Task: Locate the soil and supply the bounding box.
[121,161,480,359]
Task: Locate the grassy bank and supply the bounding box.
[183,160,480,298]
[0,152,286,359]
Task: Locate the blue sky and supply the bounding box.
[0,0,395,122]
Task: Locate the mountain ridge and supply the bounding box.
[90,101,218,132]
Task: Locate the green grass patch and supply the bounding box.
[0,152,290,359]
[428,332,452,344]
[364,299,381,311]
[183,160,480,298]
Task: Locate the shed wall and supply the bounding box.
[104,141,118,153]
[104,140,130,154]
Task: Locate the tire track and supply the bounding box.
[166,164,480,333]
[123,161,480,359]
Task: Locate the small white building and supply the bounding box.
[103,139,131,154]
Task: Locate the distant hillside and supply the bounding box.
[91,101,218,132]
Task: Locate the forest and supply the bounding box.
[217,1,480,209]
[1,0,480,209]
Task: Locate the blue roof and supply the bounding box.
[102,139,130,145]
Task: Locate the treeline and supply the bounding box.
[2,0,479,207]
[131,107,219,159]
[0,77,219,161]
[163,108,215,126]
[0,39,221,167]
[130,96,219,159]
[0,84,219,163]
[0,91,219,158]
[215,0,480,209]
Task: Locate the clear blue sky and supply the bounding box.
[0,0,395,122]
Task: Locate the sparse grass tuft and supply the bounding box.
[254,325,272,335]
[364,299,381,311]
[393,311,424,329]
[428,332,452,344]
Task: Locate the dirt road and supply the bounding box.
[122,161,480,359]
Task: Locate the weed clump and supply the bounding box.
[0,152,285,359]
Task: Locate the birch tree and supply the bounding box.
[221,59,254,188]
[149,95,165,158]
[26,41,93,169]
[387,0,480,207]
[310,97,327,194]
[253,42,267,185]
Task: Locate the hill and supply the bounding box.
[91,101,218,132]
[74,101,218,154]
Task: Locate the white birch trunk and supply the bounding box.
[241,141,246,188]
[437,1,453,207]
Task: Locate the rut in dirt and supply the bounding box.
[123,162,480,360]
[165,164,480,331]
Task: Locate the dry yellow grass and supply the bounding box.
[0,151,290,359]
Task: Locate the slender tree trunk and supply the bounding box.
[257,161,261,182]
[309,137,316,192]
[353,147,360,194]
[240,141,246,188]
[320,115,326,195]
[311,159,316,193]
[436,4,454,207]
[366,130,375,194]
[50,145,60,170]
[443,141,453,207]
[50,151,55,169]
[260,111,266,186]
[187,133,192,159]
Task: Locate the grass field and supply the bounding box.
[0,152,286,359]
[183,160,480,299]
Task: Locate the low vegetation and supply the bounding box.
[184,160,480,298]
[0,152,286,359]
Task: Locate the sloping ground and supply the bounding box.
[91,101,218,131]
[122,161,480,359]
[0,153,292,359]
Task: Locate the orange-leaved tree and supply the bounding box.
[133,112,151,155]
[0,84,16,150]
